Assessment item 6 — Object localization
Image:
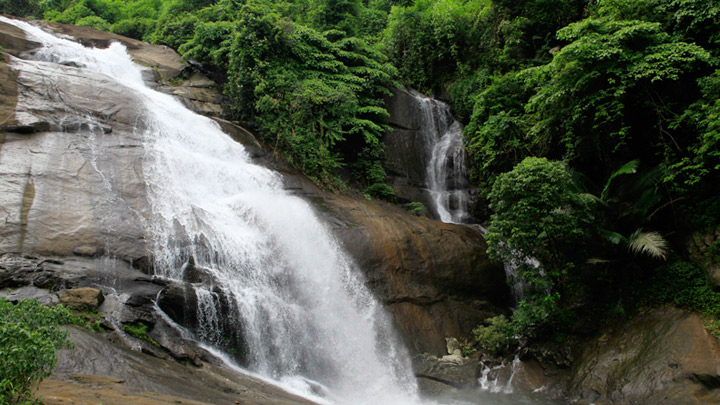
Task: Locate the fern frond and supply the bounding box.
[627,229,668,260]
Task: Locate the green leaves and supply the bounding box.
[1,298,72,404]
[487,157,594,276]
[224,1,395,188]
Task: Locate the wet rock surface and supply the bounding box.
[41,327,314,405]
[413,353,481,394]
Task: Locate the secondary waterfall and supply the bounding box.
[7,18,420,404]
[413,92,470,224]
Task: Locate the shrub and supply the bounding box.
[473,315,515,356]
[0,298,72,404]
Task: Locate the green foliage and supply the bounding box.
[464,71,533,190]
[224,0,396,187]
[487,158,594,279]
[0,298,72,404]
[0,0,42,17]
[75,15,111,31]
[486,158,596,334]
[525,18,712,167]
[404,201,425,216]
[123,322,159,347]
[472,315,515,356]
[638,260,720,318]
[383,0,492,94]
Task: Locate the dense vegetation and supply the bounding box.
[0,298,71,404]
[2,0,719,350]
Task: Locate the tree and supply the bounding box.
[524,18,713,178]
[486,157,595,334]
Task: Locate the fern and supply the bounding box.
[627,229,668,260]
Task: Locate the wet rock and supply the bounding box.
[568,307,720,404]
[281,169,508,355]
[293,179,508,355]
[0,48,150,260]
[0,19,41,57]
[32,20,185,81]
[59,287,104,311]
[45,327,314,405]
[383,87,434,208]
[0,285,58,305]
[413,353,481,394]
[157,282,199,330]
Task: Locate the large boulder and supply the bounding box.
[568,307,720,404]
[59,287,104,311]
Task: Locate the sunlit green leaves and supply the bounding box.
[1,298,72,404]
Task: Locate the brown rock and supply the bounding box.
[283,175,508,355]
[59,287,104,310]
[569,307,720,404]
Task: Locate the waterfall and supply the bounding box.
[413,92,470,224]
[6,18,420,404]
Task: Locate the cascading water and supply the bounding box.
[413,93,470,224]
[6,18,421,404]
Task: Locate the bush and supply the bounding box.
[473,315,515,356]
[0,298,72,404]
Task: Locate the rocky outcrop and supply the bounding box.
[568,307,720,404]
[0,14,506,388]
[383,87,431,208]
[413,353,481,394]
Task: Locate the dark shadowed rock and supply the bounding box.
[157,283,199,331]
[383,87,433,208]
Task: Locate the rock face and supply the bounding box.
[284,175,508,355]
[0,20,151,263]
[413,353,480,394]
[568,307,720,404]
[383,87,432,208]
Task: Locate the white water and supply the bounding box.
[5,18,421,404]
[413,92,470,224]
